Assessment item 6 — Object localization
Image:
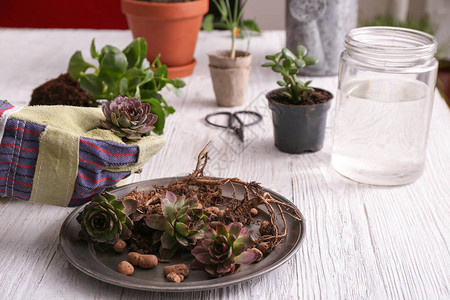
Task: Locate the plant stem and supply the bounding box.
[231,26,236,59]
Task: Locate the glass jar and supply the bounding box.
[331,26,438,185]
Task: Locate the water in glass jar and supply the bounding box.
[331,78,432,185]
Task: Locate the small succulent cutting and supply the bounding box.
[191,222,260,277]
[262,45,318,102]
[145,192,209,258]
[101,96,157,142]
[76,192,133,245]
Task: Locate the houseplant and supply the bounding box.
[262,46,333,154]
[121,0,208,78]
[207,0,257,107]
[67,38,185,135]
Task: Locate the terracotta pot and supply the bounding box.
[121,0,208,78]
[267,88,333,154]
[208,50,252,107]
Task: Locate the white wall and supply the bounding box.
[244,0,285,30]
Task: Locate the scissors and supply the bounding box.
[205,110,263,142]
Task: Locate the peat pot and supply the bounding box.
[121,0,208,78]
[208,50,252,107]
[267,88,333,154]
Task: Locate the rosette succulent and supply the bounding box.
[101,96,157,142]
[145,191,208,258]
[191,223,260,277]
[76,192,133,245]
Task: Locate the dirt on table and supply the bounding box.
[29,73,93,107]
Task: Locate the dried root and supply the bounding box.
[165,144,302,252]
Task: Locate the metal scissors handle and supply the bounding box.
[205,110,263,142]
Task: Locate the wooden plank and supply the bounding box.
[0,29,448,300]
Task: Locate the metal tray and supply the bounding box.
[59,177,305,292]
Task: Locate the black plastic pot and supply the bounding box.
[267,88,333,154]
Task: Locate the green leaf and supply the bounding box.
[123,37,147,69]
[67,51,95,79]
[124,68,146,89]
[168,78,186,89]
[79,74,103,96]
[295,59,306,68]
[296,45,307,57]
[281,91,292,98]
[175,232,189,247]
[90,39,99,59]
[145,214,171,232]
[265,55,276,61]
[119,78,128,95]
[161,231,177,249]
[261,62,275,68]
[98,51,128,87]
[175,222,189,237]
[134,86,141,99]
[162,199,177,223]
[274,52,282,61]
[289,69,298,75]
[122,199,137,215]
[202,14,215,31]
[271,65,283,73]
[277,80,286,87]
[241,19,261,33]
[303,56,318,66]
[228,223,242,237]
[142,98,165,135]
[282,48,297,61]
[235,235,254,248]
[283,59,292,69]
[235,250,259,264]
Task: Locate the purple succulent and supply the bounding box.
[101,96,157,142]
[191,223,260,278]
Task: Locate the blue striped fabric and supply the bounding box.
[69,137,139,206]
[0,118,45,200]
[0,101,142,206]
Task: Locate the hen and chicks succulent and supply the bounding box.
[77,190,262,279]
[101,96,157,142]
[145,191,209,258]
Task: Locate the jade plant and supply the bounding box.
[101,96,158,142]
[191,222,260,277]
[145,192,209,258]
[68,38,185,135]
[262,45,318,102]
[203,0,260,59]
[76,193,133,245]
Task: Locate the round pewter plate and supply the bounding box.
[59,177,305,292]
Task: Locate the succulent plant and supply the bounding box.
[100,95,158,142]
[191,222,260,277]
[145,191,209,258]
[76,192,133,245]
[262,45,318,102]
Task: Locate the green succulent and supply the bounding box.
[100,95,157,142]
[145,191,209,258]
[262,45,318,102]
[76,192,133,245]
[191,222,260,277]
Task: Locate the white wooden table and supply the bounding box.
[0,29,448,300]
